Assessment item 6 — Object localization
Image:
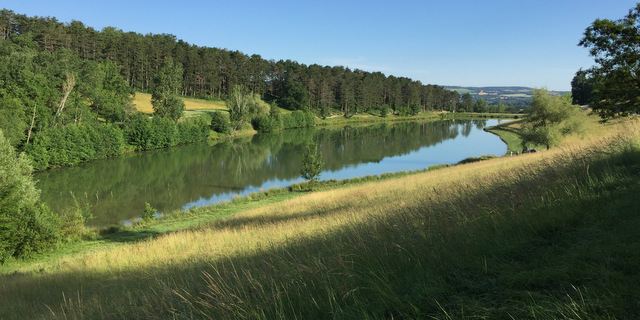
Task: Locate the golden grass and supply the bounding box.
[5,117,629,278]
[132,92,227,114]
[8,149,544,277]
[9,116,629,278]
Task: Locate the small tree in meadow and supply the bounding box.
[143,202,157,222]
[300,140,324,190]
[522,89,585,150]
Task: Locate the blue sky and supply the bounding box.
[6,0,639,91]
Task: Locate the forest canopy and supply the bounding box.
[0,9,460,116]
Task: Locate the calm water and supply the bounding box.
[36,119,509,226]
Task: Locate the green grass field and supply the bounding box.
[1,115,638,319]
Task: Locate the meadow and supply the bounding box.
[0,117,638,319]
[132,92,227,114]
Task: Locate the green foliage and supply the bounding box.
[300,140,324,188]
[522,90,585,150]
[59,194,93,242]
[25,124,125,170]
[1,10,462,123]
[227,85,251,131]
[0,97,28,147]
[428,163,450,171]
[571,69,595,106]
[457,154,497,165]
[380,104,390,117]
[85,59,135,123]
[149,116,176,148]
[251,115,278,133]
[281,110,315,130]
[123,112,211,151]
[579,4,640,118]
[0,129,60,263]
[395,103,420,116]
[459,93,473,112]
[176,114,211,144]
[25,124,124,170]
[151,57,185,121]
[123,112,152,150]
[278,78,308,110]
[473,98,489,113]
[143,202,157,222]
[210,111,231,134]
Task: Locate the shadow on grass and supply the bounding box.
[99,229,163,243]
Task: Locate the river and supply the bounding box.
[35,119,509,226]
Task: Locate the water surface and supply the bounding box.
[36,119,508,226]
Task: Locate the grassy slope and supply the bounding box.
[1,117,638,319]
[132,92,227,114]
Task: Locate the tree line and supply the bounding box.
[0,9,463,117]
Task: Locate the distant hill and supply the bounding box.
[445,86,569,111]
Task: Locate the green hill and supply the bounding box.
[446,86,569,111]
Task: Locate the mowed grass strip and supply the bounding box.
[132,92,227,114]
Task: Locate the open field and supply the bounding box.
[132,92,227,114]
[0,116,638,319]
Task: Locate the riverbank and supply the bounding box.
[484,119,527,154]
[1,117,637,319]
[210,111,518,142]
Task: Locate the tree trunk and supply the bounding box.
[55,72,75,117]
[25,104,37,145]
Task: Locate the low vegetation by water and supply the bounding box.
[1,117,638,319]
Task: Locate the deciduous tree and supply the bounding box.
[152,57,185,121]
[0,129,60,263]
[522,89,585,150]
[579,4,640,118]
[300,140,324,189]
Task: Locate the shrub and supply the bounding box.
[210,111,231,135]
[25,124,126,170]
[252,115,279,133]
[143,202,157,222]
[0,129,61,263]
[380,105,390,117]
[60,195,93,242]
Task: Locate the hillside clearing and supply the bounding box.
[132,92,227,114]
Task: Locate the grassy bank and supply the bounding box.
[0,118,638,319]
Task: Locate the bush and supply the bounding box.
[60,195,93,242]
[380,105,390,117]
[123,112,152,150]
[177,115,211,144]
[149,116,176,148]
[143,202,157,222]
[282,111,315,129]
[252,115,279,133]
[210,111,231,135]
[0,129,61,263]
[26,123,126,170]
